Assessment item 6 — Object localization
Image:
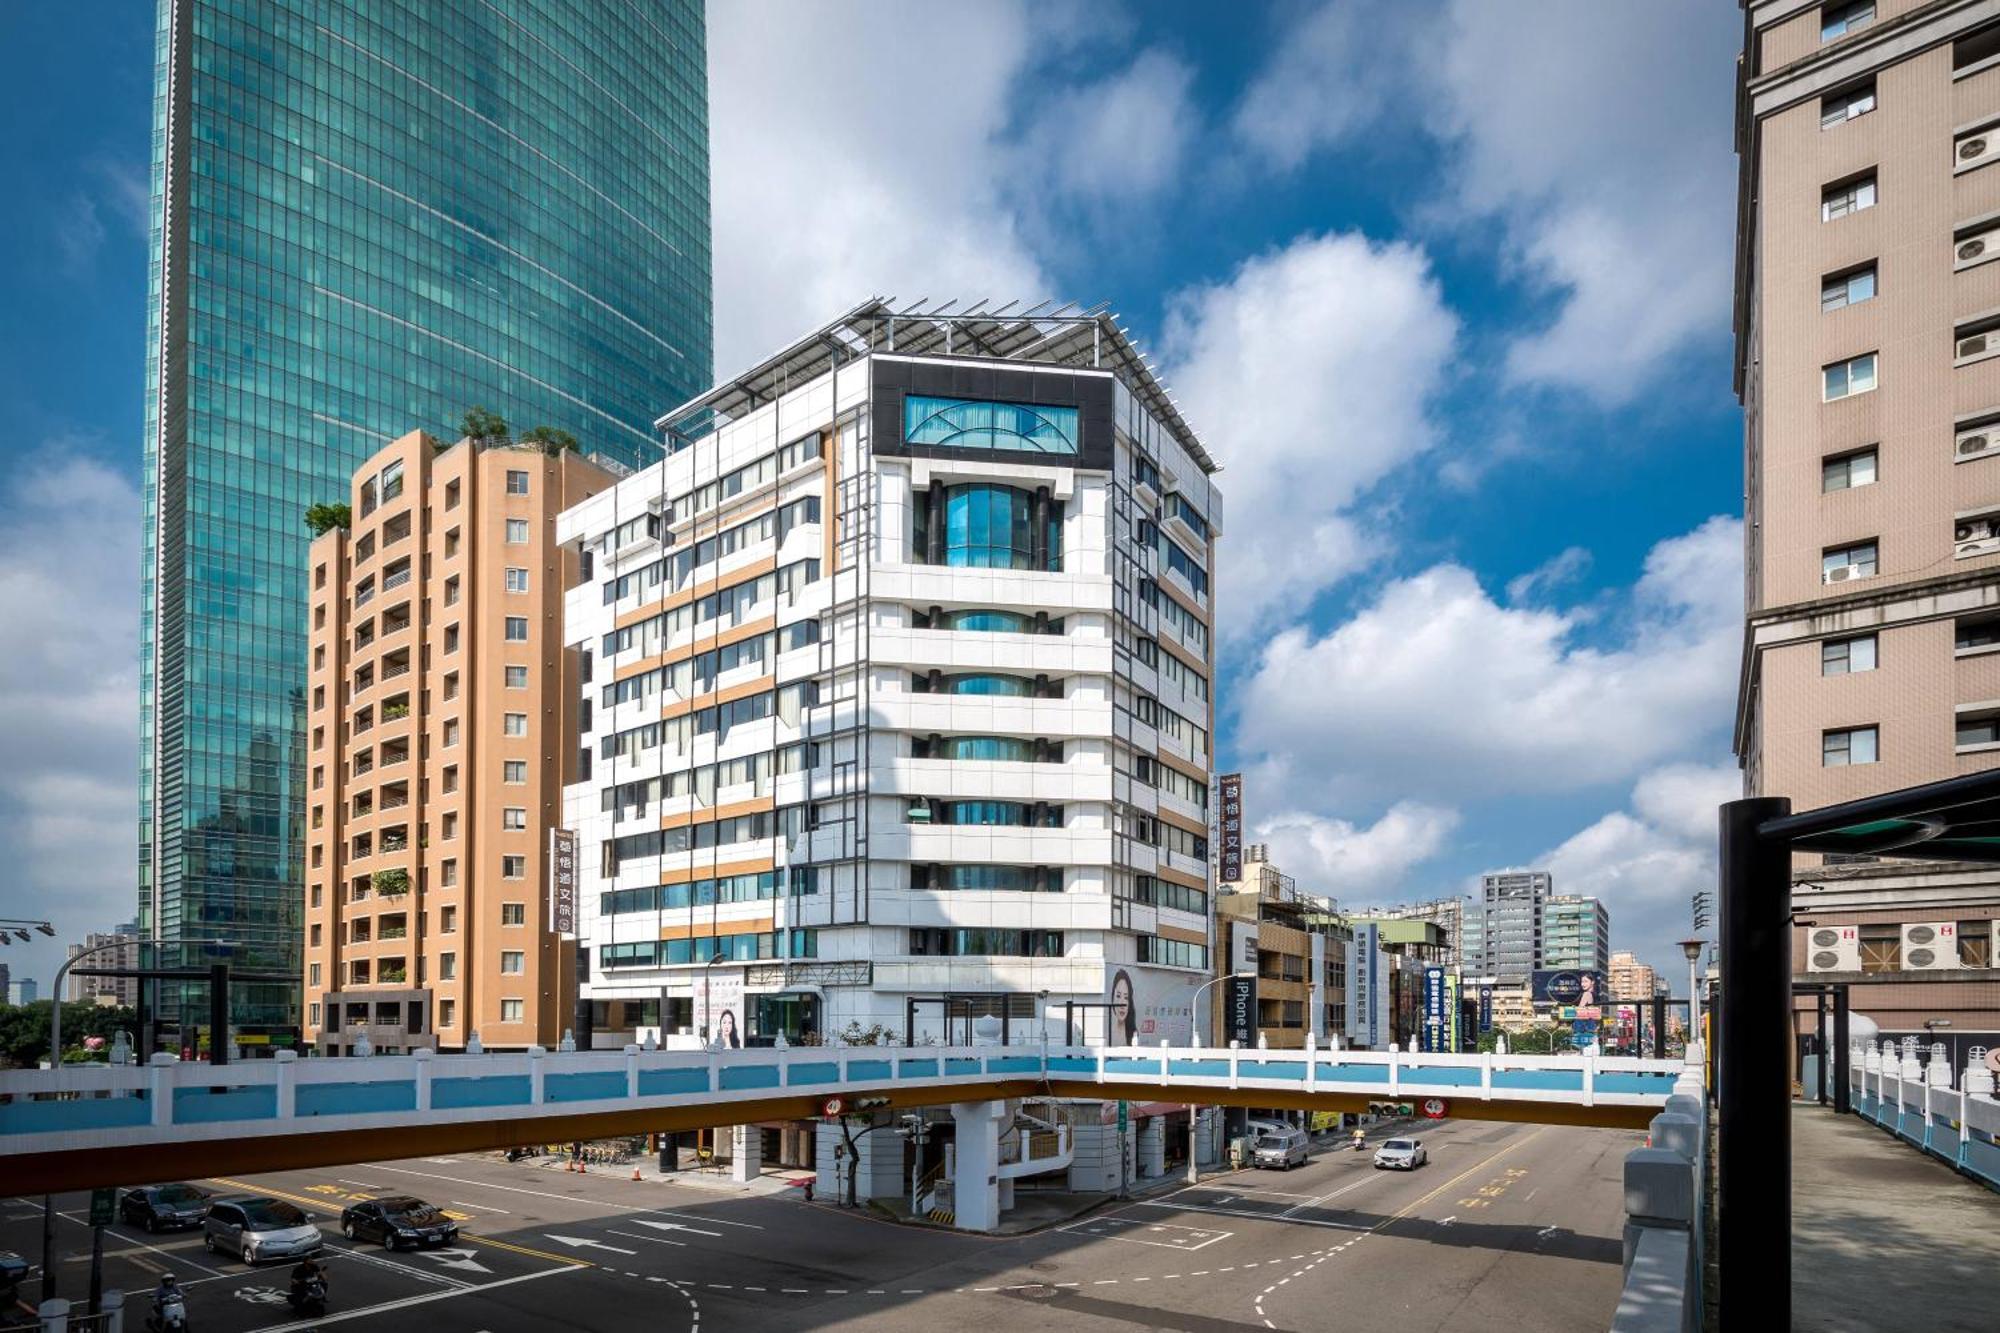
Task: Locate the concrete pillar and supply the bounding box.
[36,1298,69,1332]
[815,1120,902,1203]
[951,1099,1006,1232]
[730,1125,761,1183]
[102,1289,124,1333]
[1137,1115,1166,1178]
[998,1177,1015,1211]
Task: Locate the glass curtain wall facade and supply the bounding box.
[141,0,712,1037]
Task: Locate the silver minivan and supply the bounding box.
[1252,1126,1310,1169]
[203,1196,323,1265]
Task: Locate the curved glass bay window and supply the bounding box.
[909,799,1063,827]
[913,482,1062,570]
[908,927,1067,958]
[913,607,1064,634]
[912,735,1063,762]
[909,863,1061,892]
[910,670,1057,698]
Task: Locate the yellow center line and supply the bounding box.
[205,1178,592,1270]
[1370,1127,1546,1232]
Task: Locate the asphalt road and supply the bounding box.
[3,1117,1636,1331]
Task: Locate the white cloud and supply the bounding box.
[0,446,142,988]
[1253,802,1461,893]
[1541,763,1741,976]
[1506,546,1592,604]
[1237,516,1741,803]
[1019,47,1197,204]
[1232,0,1738,403]
[1162,231,1459,633]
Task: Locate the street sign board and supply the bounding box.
[89,1187,116,1226]
[548,828,579,938]
[1117,1101,1129,1132]
[822,1097,844,1118]
[1421,1098,1449,1120]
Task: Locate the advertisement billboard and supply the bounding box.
[1226,921,1259,1046]
[1218,773,1244,883]
[1532,968,1606,1008]
[694,969,745,1048]
[1422,967,1450,1053]
[1477,984,1494,1034]
[1107,965,1200,1046]
[1309,932,1327,1043]
[547,828,579,937]
[1347,924,1384,1048]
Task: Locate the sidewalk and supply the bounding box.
[1793,1102,2000,1331]
[519,1153,815,1198]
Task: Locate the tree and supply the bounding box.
[304,501,352,536]
[373,867,411,898]
[461,406,509,445]
[1477,1025,1573,1055]
[521,424,579,456]
[0,1001,140,1069]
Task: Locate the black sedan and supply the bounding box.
[120,1183,213,1233]
[338,1197,458,1250]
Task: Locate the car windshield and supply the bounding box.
[240,1201,307,1228]
[156,1186,205,1205]
[1384,1140,1415,1151]
[386,1204,442,1225]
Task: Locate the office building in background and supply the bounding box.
[303,430,614,1054]
[1466,870,1551,983]
[64,924,143,1007]
[139,0,712,1042]
[1735,4,2000,1047]
[1541,894,1611,973]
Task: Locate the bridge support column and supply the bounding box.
[1136,1114,1165,1178]
[729,1125,761,1183]
[950,1099,1006,1232]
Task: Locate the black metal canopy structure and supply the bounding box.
[1718,767,2000,1328]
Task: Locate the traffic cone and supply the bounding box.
[632,1166,642,1181]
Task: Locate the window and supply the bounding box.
[1822,174,1877,222]
[502,902,526,926]
[1823,352,1877,400]
[1821,2,1873,42]
[903,396,1079,454]
[1822,540,1878,581]
[911,483,1062,571]
[1821,265,1876,312]
[1822,448,1877,491]
[440,858,457,887]
[438,1000,455,1028]
[504,664,529,690]
[501,998,524,1022]
[500,951,525,974]
[444,624,460,654]
[443,719,461,747]
[503,854,526,879]
[1957,22,2000,74]
[504,713,527,736]
[1821,634,1877,674]
[1958,615,2000,654]
[504,759,527,784]
[503,807,527,830]
[445,479,461,510]
[1958,708,2000,749]
[1823,725,1879,766]
[1821,80,1875,128]
[506,567,529,593]
[442,765,459,795]
[308,963,321,987]
[506,470,529,495]
[506,519,529,544]
[440,906,457,933]
[505,616,529,641]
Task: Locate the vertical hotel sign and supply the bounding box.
[1218,773,1244,884]
[549,829,579,938]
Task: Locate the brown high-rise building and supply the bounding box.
[1736,3,2000,1043]
[303,430,613,1054]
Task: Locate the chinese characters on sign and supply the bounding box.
[548,828,578,938]
[1218,773,1243,884]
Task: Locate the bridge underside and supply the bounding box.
[13,1079,1653,1195]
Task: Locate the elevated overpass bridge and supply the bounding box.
[1,1041,1686,1194]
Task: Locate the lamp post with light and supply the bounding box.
[1677,937,1706,1052]
[1186,971,1254,1184]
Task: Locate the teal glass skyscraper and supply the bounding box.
[141,0,712,1038]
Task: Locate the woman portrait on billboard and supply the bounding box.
[717,1008,741,1049]
[1109,969,1138,1046]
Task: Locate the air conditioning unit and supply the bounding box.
[1956,424,2000,462]
[1823,563,1866,584]
[1957,516,2000,558]
[1958,227,2000,271]
[1991,919,2000,967]
[1901,921,1961,971]
[1958,132,1995,173]
[1959,330,1997,361]
[1805,925,1861,973]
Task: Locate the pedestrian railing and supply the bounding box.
[1611,1046,1708,1333]
[1847,1039,2000,1191]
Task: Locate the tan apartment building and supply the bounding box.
[1736,1,2000,1057]
[1213,850,1347,1048]
[1608,950,1660,1003]
[304,429,613,1054]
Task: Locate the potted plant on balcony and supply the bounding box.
[382,700,410,721]
[372,867,411,899]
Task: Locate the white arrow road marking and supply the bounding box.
[631,1219,723,1238]
[1437,1216,1456,1227]
[544,1235,637,1255]
[1537,1225,1560,1239]
[417,1247,492,1274]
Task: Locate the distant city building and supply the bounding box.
[0,964,11,1005]
[1344,896,1469,969]
[64,924,142,1007]
[1471,871,1552,983]
[1215,848,1350,1048]
[140,0,715,1044]
[303,431,615,1054]
[1541,894,1611,973]
[1609,950,1659,1003]
[8,979,38,1006]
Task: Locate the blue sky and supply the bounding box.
[0,1,1744,988]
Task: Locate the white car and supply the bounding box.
[1373,1137,1427,1170]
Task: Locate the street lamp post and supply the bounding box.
[49,937,237,1067]
[1677,937,1705,1055]
[1186,972,1254,1184]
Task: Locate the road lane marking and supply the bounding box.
[631,1218,722,1238]
[457,1232,594,1267]
[606,1228,685,1248]
[449,1200,510,1213]
[544,1234,636,1256]
[360,1164,764,1227]
[244,1264,579,1332]
[11,1198,228,1279]
[1126,1200,1369,1230]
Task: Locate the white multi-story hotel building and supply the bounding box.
[558,301,1221,1063]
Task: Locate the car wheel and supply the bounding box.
[242,1243,256,1265]
[343,1221,355,1240]
[145,1215,159,1234]
[203,1233,215,1254]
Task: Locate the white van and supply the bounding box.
[1252,1125,1310,1170]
